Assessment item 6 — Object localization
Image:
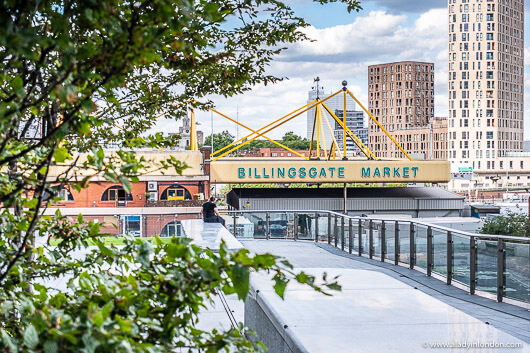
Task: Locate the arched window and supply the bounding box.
[58,188,74,201]
[101,186,133,201]
[44,186,74,202]
[160,184,192,200]
[160,221,181,237]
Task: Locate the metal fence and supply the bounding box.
[219,209,530,306]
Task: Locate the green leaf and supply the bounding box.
[1,329,17,353]
[23,324,38,349]
[230,264,249,300]
[53,147,70,163]
[44,340,58,353]
[273,275,288,299]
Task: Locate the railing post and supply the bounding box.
[341,217,345,251]
[427,226,433,276]
[470,236,476,295]
[348,218,353,254]
[314,212,319,242]
[327,213,331,244]
[233,213,238,237]
[394,221,399,266]
[333,215,339,247]
[497,239,504,302]
[446,231,452,285]
[266,212,270,240]
[409,223,415,269]
[358,219,362,256]
[380,221,386,262]
[294,212,298,241]
[369,220,373,259]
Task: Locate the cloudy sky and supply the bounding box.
[155,0,530,142]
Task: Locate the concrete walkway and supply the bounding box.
[241,240,530,346]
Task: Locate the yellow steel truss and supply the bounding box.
[193,85,411,161]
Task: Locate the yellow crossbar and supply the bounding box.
[212,91,342,161]
[211,99,318,157]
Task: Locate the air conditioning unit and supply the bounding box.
[147,181,158,192]
[148,192,158,202]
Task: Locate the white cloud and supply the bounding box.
[153,8,530,143]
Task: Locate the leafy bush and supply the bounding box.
[479,212,530,237]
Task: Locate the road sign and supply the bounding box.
[458,167,473,173]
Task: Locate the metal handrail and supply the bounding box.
[220,209,530,243]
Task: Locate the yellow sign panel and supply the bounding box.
[210,159,450,183]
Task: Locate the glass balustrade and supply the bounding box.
[219,210,529,305]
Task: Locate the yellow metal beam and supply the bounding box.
[189,107,198,151]
[308,106,319,159]
[212,91,342,161]
[210,99,318,157]
[206,106,308,159]
[319,106,328,157]
[319,104,343,159]
[321,102,378,160]
[346,89,412,161]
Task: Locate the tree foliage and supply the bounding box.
[0,0,363,350]
[203,131,235,153]
[479,212,530,237]
[203,131,314,154]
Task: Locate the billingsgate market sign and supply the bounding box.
[209,160,451,184]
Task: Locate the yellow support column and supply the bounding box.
[319,105,343,159]
[189,106,198,151]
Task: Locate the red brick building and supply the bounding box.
[46,149,211,237]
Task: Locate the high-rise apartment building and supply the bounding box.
[368,61,435,159]
[334,110,368,157]
[448,0,524,171]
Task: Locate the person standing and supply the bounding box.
[201,196,226,227]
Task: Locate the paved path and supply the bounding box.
[241,240,530,345]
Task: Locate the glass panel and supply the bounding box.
[336,216,343,248]
[504,242,530,303]
[344,218,350,251]
[372,220,382,259]
[476,239,497,295]
[432,229,448,276]
[239,212,267,239]
[296,213,315,240]
[352,219,361,253]
[398,222,411,264]
[385,221,396,262]
[361,219,370,256]
[268,212,293,239]
[415,225,428,270]
[452,235,471,286]
[317,213,329,242]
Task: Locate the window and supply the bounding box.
[121,215,141,236]
[161,184,191,200]
[101,186,133,201]
[160,221,182,237]
[58,188,74,202]
[167,188,185,200]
